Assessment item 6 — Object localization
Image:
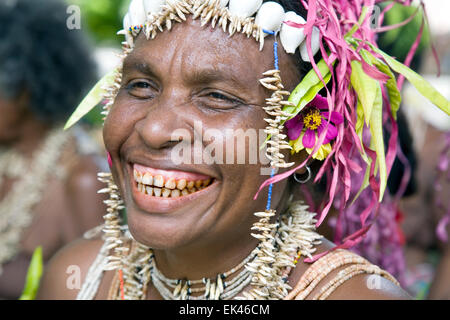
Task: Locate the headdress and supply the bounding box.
[66,0,449,297]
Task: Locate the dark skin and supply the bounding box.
[0,92,105,299]
[38,18,410,300]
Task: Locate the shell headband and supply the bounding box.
[121,0,319,61]
[66,0,450,258]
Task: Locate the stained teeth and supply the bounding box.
[154,175,164,188]
[188,187,197,194]
[162,188,171,198]
[203,179,211,187]
[135,171,143,183]
[153,188,162,197]
[142,173,153,185]
[135,168,214,197]
[165,178,176,190]
[195,180,203,189]
[171,189,181,198]
[177,179,187,190]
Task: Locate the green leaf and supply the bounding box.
[375,61,401,120]
[370,85,387,201]
[367,42,450,115]
[352,157,371,205]
[350,60,379,125]
[285,59,332,119]
[352,84,386,204]
[355,99,369,164]
[19,246,43,300]
[64,69,118,130]
[361,49,402,120]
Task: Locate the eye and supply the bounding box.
[205,91,243,105]
[126,79,157,99]
[208,92,232,101]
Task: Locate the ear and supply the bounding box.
[288,150,314,175]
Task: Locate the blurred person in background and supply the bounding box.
[0,0,106,299]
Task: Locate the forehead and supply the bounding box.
[125,17,278,83]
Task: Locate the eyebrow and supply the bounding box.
[123,58,159,79]
[186,68,246,89]
[123,55,250,90]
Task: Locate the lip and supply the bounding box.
[126,162,221,214]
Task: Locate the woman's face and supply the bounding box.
[104,18,301,250]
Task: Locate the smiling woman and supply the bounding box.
[37,0,449,301]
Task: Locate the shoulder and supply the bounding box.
[290,238,411,300]
[65,154,102,192]
[37,237,104,300]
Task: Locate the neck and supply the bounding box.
[151,190,291,282]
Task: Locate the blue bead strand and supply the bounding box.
[262,30,280,211]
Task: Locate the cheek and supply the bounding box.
[102,96,143,153]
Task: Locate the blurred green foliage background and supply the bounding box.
[67,0,129,47]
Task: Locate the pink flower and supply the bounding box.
[285,94,343,149]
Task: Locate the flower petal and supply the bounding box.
[285,115,301,129]
[325,123,338,141]
[321,111,344,124]
[302,129,316,148]
[307,94,328,110]
[286,119,304,140]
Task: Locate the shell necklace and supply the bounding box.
[0,128,69,275]
[108,201,322,300]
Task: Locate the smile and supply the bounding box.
[132,164,215,199]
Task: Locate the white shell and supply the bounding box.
[280,11,306,54]
[143,0,166,15]
[208,0,229,7]
[255,2,285,32]
[128,0,147,26]
[300,27,320,62]
[123,12,131,32]
[228,0,263,18]
[123,13,133,46]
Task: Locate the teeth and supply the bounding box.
[135,169,214,198]
[135,170,143,183]
[153,188,162,197]
[154,175,164,188]
[142,173,153,185]
[195,180,203,189]
[203,179,211,187]
[162,188,171,198]
[188,187,197,194]
[177,179,187,190]
[165,178,177,190]
[171,189,181,198]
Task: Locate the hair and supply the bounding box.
[0,0,97,124]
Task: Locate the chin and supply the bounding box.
[125,201,219,250]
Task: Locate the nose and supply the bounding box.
[134,92,191,152]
